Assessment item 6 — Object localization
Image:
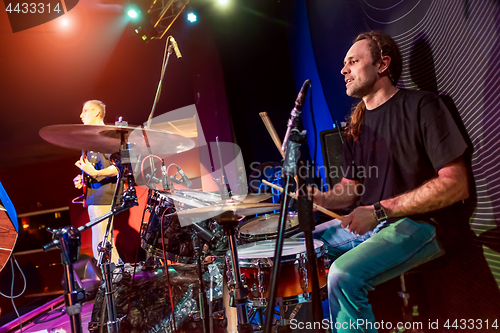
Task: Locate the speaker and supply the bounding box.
[320,128,345,189]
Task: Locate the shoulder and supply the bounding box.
[398,89,439,104]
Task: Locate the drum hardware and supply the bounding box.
[218,211,255,333]
[298,255,308,294]
[140,190,228,262]
[43,122,140,333]
[172,201,279,333]
[88,264,205,333]
[264,79,326,333]
[247,307,265,331]
[227,239,326,308]
[215,136,232,200]
[43,180,138,333]
[191,227,210,333]
[257,261,265,299]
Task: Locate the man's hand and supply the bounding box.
[297,185,324,210]
[75,156,97,178]
[73,174,83,189]
[341,205,378,235]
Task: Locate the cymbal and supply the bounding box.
[176,202,280,221]
[39,124,195,155]
[232,193,273,204]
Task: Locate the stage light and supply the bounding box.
[216,0,229,6]
[127,8,139,19]
[60,18,69,26]
[187,12,197,23]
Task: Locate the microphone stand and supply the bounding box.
[263,96,324,333]
[191,228,210,333]
[211,138,254,333]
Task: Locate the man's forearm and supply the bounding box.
[382,160,469,218]
[322,181,360,210]
[93,165,118,178]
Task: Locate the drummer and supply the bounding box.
[307,31,469,331]
[73,100,122,263]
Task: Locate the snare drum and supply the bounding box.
[226,238,327,307]
[238,212,299,243]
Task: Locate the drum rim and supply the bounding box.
[237,212,299,239]
[247,285,327,308]
[230,238,326,264]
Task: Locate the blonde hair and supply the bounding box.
[86,100,106,119]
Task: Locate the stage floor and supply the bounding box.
[11,300,95,333]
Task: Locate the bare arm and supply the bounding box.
[342,157,469,235]
[311,177,361,210]
[381,157,469,217]
[75,157,118,179]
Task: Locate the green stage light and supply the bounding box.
[127,9,139,19]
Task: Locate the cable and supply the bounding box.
[2,256,26,332]
[0,255,26,299]
[140,154,164,189]
[166,163,178,191]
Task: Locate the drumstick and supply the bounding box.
[262,180,344,221]
[259,112,285,159]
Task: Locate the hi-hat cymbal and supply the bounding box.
[39,124,195,155]
[176,202,280,220]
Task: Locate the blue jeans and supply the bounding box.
[311,218,444,332]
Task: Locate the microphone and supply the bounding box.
[170,37,182,58]
[282,79,311,152]
[176,165,192,187]
[161,160,170,191]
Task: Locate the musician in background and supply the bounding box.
[309,31,469,331]
[73,100,121,263]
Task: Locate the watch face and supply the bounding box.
[375,207,387,221]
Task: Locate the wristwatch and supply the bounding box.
[373,202,388,222]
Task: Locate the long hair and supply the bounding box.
[345,31,402,141]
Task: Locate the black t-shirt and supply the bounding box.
[85,152,117,206]
[342,89,467,216]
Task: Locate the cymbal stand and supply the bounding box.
[96,177,122,333]
[96,128,139,333]
[218,212,254,333]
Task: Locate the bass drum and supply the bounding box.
[88,260,225,333]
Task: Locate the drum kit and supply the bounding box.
[40,98,333,333]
